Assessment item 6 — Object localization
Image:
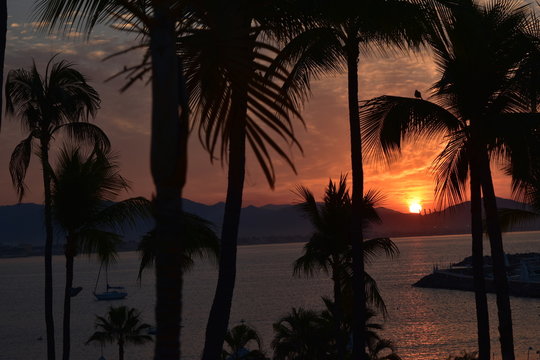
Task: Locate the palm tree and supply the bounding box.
[270,2,429,357]
[178,3,326,358]
[272,301,392,360]
[271,307,333,360]
[293,176,398,358]
[34,2,189,358]
[222,323,267,360]
[86,306,153,360]
[137,212,219,278]
[5,56,104,360]
[51,145,150,360]
[361,1,540,359]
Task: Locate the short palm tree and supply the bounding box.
[293,176,398,357]
[86,306,152,360]
[51,145,150,360]
[361,1,540,359]
[222,323,266,360]
[271,307,332,360]
[272,301,392,360]
[5,56,104,360]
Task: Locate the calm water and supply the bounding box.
[2,231,540,360]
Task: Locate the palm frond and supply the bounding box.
[432,130,470,209]
[54,122,111,152]
[363,238,399,265]
[361,96,461,165]
[78,228,121,266]
[137,211,219,279]
[9,134,34,201]
[497,208,539,232]
[87,197,152,233]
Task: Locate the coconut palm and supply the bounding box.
[222,323,267,360]
[5,57,105,360]
[34,2,189,358]
[86,306,152,360]
[361,1,540,359]
[271,307,333,360]
[293,176,398,358]
[137,212,219,278]
[269,2,429,357]
[178,3,327,358]
[272,300,392,360]
[51,145,150,360]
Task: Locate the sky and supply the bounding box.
[0,0,521,213]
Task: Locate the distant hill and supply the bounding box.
[2,197,540,247]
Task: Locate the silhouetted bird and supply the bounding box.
[414,90,422,99]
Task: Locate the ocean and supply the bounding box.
[2,231,540,360]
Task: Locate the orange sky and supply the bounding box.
[0,1,515,213]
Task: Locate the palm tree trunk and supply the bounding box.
[62,236,75,360]
[202,84,248,360]
[332,264,346,360]
[41,136,56,360]
[469,155,490,360]
[0,0,7,126]
[149,3,188,359]
[119,340,125,360]
[346,40,368,360]
[478,149,515,360]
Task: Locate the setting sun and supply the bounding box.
[409,202,422,214]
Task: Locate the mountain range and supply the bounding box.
[1,197,540,247]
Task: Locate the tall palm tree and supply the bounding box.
[222,323,267,360]
[34,2,189,358]
[86,306,153,360]
[271,2,429,357]
[51,145,150,360]
[361,1,540,358]
[5,57,104,360]
[293,176,398,358]
[179,2,327,358]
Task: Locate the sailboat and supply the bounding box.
[93,263,127,301]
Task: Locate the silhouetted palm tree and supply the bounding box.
[5,57,104,360]
[34,2,189,358]
[137,212,219,278]
[271,2,428,357]
[179,3,323,357]
[51,145,150,360]
[272,300,392,360]
[361,2,540,359]
[222,323,267,360]
[86,306,152,360]
[272,307,333,360]
[293,176,398,357]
